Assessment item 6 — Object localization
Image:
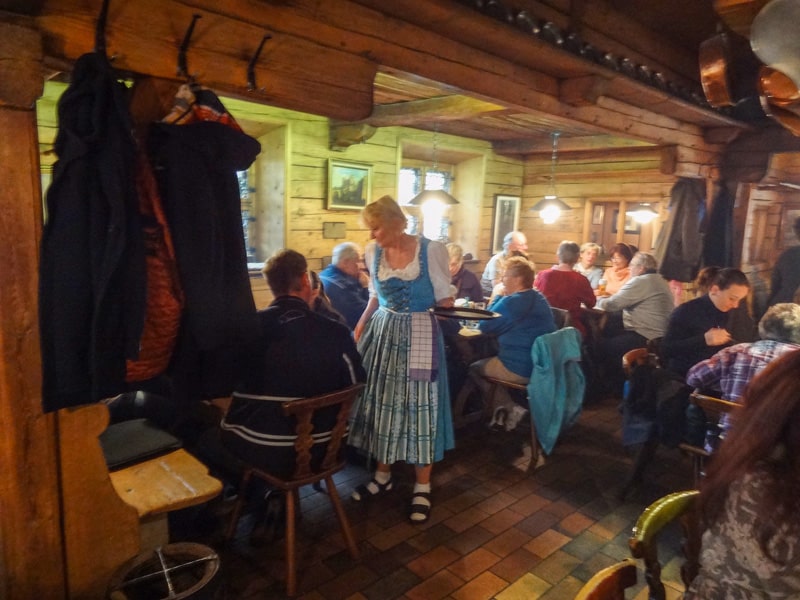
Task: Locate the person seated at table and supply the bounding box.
[695,265,757,344]
[457,257,556,430]
[595,252,674,392]
[480,230,528,297]
[447,242,483,303]
[309,270,347,326]
[219,249,366,478]
[685,302,800,449]
[573,242,603,289]
[533,240,596,338]
[684,350,800,599]
[318,241,369,329]
[598,242,636,296]
[662,267,751,378]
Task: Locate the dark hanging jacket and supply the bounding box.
[39,52,146,412]
[654,178,706,282]
[147,116,261,405]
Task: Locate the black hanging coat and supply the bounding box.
[39,52,146,412]
[654,178,706,282]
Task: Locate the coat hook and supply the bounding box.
[247,33,272,91]
[94,0,112,57]
[177,14,202,80]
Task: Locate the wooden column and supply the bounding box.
[0,18,66,599]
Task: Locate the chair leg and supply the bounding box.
[528,410,541,468]
[325,475,359,559]
[224,469,253,542]
[285,488,298,596]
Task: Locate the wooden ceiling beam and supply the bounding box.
[493,134,651,155]
[363,96,506,127]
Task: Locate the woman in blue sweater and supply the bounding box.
[456,257,556,429]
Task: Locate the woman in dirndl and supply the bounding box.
[349,195,455,523]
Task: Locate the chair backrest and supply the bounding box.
[690,390,739,419]
[551,306,571,329]
[621,347,657,377]
[280,383,365,482]
[629,489,701,598]
[574,558,637,600]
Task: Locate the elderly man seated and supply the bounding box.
[456,257,555,430]
[319,241,369,329]
[480,230,528,298]
[686,302,800,447]
[595,252,674,394]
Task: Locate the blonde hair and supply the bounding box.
[362,195,406,230]
[447,243,464,262]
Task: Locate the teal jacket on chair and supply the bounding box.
[527,327,585,455]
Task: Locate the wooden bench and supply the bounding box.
[58,403,222,599]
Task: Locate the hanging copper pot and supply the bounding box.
[758,65,800,107]
[699,32,735,107]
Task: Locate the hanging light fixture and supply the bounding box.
[626,202,659,224]
[531,131,571,224]
[408,122,459,206]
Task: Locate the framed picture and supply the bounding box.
[592,204,605,225]
[611,209,641,234]
[492,194,520,253]
[327,159,372,210]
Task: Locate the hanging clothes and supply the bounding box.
[147,85,261,405]
[702,185,735,268]
[39,52,146,412]
[654,178,706,282]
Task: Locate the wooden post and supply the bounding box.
[0,18,67,599]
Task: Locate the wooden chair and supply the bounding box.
[551,306,571,329]
[629,490,701,600]
[225,383,365,596]
[621,347,657,377]
[678,390,739,485]
[482,375,542,466]
[575,558,637,600]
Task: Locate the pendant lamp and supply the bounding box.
[626,203,659,224]
[531,132,571,224]
[408,123,459,205]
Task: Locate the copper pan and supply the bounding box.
[758,66,800,106]
[759,94,800,136]
[699,33,734,107]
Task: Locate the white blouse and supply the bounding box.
[365,237,451,303]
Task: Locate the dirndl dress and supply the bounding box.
[348,237,455,465]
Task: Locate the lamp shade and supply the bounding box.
[408,189,459,205]
[751,0,800,90]
[531,196,571,224]
[626,203,658,224]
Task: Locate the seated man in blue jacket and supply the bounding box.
[220,249,366,477]
[455,257,555,430]
[319,242,369,329]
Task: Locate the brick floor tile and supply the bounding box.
[315,565,380,600]
[406,545,461,579]
[443,505,490,533]
[483,526,532,558]
[489,547,541,582]
[538,574,584,599]
[494,572,552,599]
[561,530,608,561]
[480,508,526,535]
[524,528,571,559]
[359,567,421,600]
[451,571,509,600]
[472,490,517,515]
[508,493,551,516]
[445,524,496,556]
[446,547,501,581]
[368,521,420,551]
[558,511,595,536]
[529,549,582,584]
[404,569,465,600]
[516,509,561,538]
[406,523,458,553]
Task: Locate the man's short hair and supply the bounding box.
[332,242,360,266]
[262,249,307,296]
[505,256,535,288]
[631,252,658,272]
[759,303,800,344]
[557,241,580,265]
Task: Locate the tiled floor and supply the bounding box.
[180,395,695,599]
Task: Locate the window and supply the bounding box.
[237,170,256,262]
[398,166,453,241]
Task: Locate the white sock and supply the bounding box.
[375,470,391,485]
[352,469,392,500]
[410,483,431,521]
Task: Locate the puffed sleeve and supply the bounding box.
[364,241,378,298]
[427,240,452,301]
